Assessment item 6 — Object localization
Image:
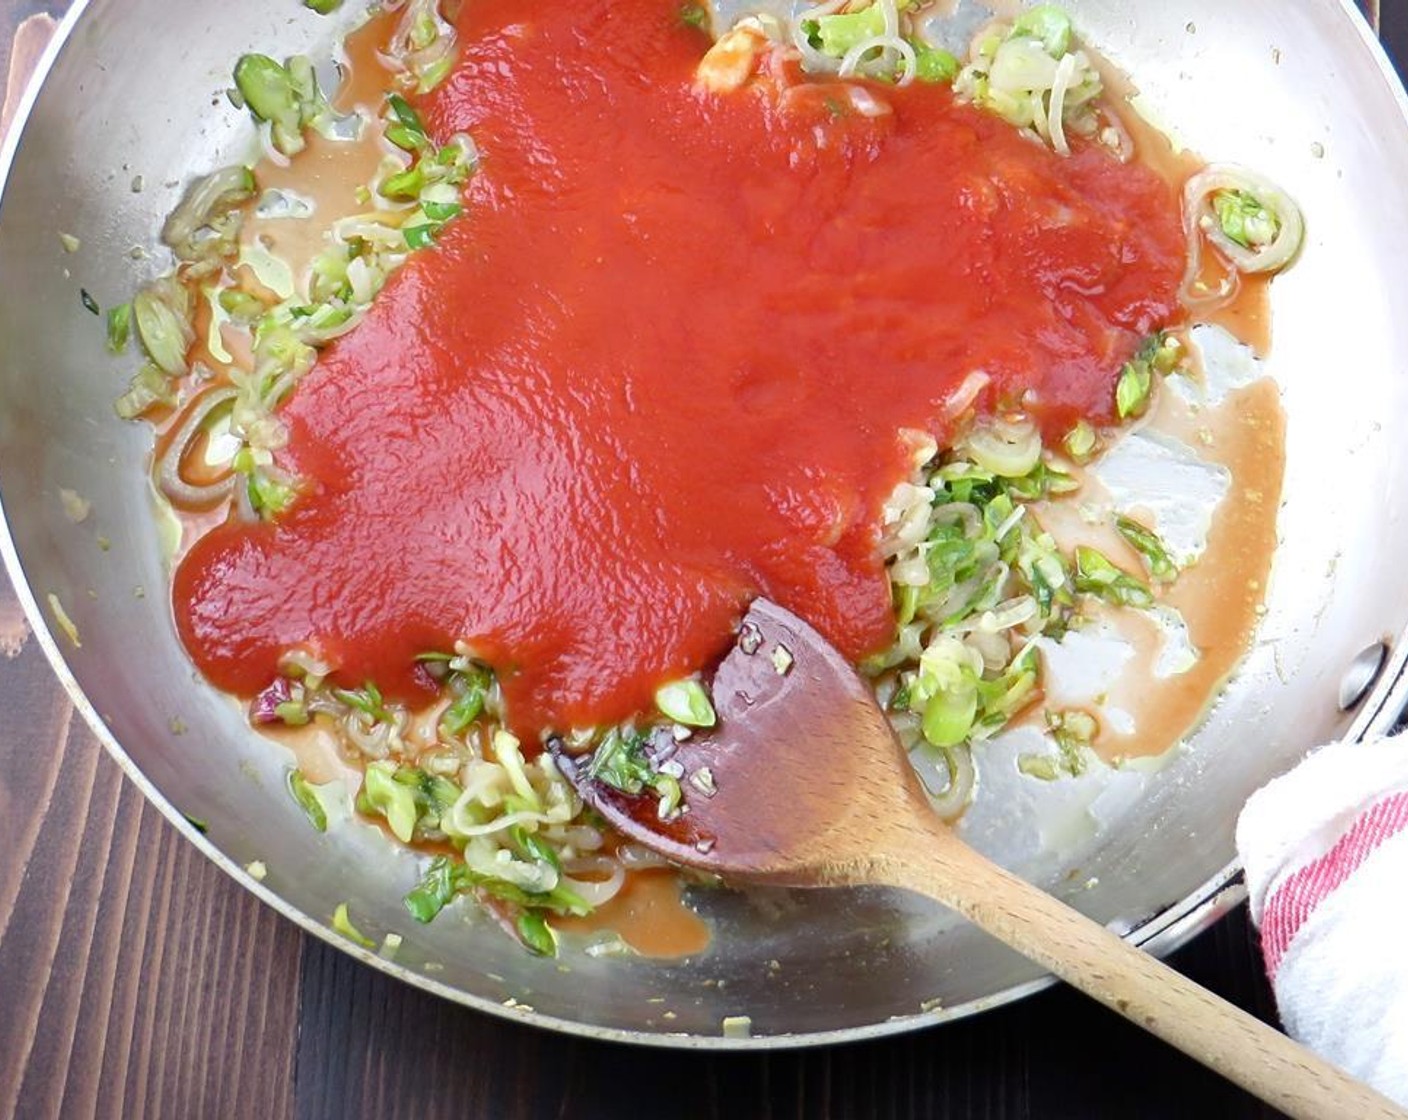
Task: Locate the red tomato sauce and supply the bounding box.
[174,0,1186,738]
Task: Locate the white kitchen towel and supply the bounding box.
[1236,735,1408,1105]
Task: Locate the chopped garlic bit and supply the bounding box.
[696,20,770,93]
[60,488,91,523]
[585,933,630,958]
[771,643,794,675]
[245,860,268,881]
[721,1014,753,1039]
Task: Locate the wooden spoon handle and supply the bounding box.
[1,12,55,140]
[879,830,1407,1120]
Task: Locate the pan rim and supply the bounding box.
[2,0,1407,1051]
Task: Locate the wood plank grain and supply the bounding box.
[0,580,305,1120]
[1384,0,1407,69]
[290,905,1283,1120]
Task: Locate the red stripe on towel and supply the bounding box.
[1261,791,1408,977]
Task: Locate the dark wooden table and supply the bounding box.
[3,5,1405,1118]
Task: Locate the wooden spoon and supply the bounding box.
[553,599,1406,1120]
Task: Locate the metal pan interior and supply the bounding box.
[1,0,1407,1047]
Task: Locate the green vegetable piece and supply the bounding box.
[80,289,100,317]
[404,855,591,925]
[654,773,684,819]
[409,6,440,50]
[273,699,310,726]
[1012,4,1074,57]
[586,725,690,814]
[1073,545,1154,609]
[680,2,709,30]
[234,55,302,142]
[333,680,390,721]
[416,55,455,95]
[1115,359,1152,419]
[380,165,426,200]
[481,874,590,916]
[922,683,979,748]
[332,902,376,948]
[1115,515,1178,582]
[287,769,328,832]
[1148,332,1183,375]
[106,303,132,354]
[1063,420,1096,463]
[511,825,564,873]
[439,670,489,738]
[385,123,422,153]
[304,0,343,12]
[1115,331,1181,420]
[133,285,191,376]
[219,288,266,322]
[517,911,558,957]
[895,582,920,627]
[246,469,297,518]
[403,223,440,250]
[976,650,1039,723]
[286,55,334,133]
[183,813,209,834]
[913,42,960,83]
[385,93,428,151]
[422,198,463,222]
[654,678,717,728]
[405,856,459,922]
[1018,753,1060,781]
[1047,709,1097,776]
[360,762,420,843]
[1019,533,1072,621]
[115,363,177,419]
[814,4,887,57]
[588,727,656,795]
[1212,189,1281,250]
[402,767,463,820]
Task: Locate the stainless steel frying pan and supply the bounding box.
[2,0,1407,1048]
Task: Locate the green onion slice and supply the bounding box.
[1115,515,1178,582]
[1011,4,1074,57]
[332,902,376,948]
[654,678,717,728]
[287,769,328,832]
[517,911,558,956]
[106,303,132,354]
[1073,545,1154,609]
[359,761,420,843]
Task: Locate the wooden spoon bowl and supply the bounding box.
[554,600,1406,1120]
